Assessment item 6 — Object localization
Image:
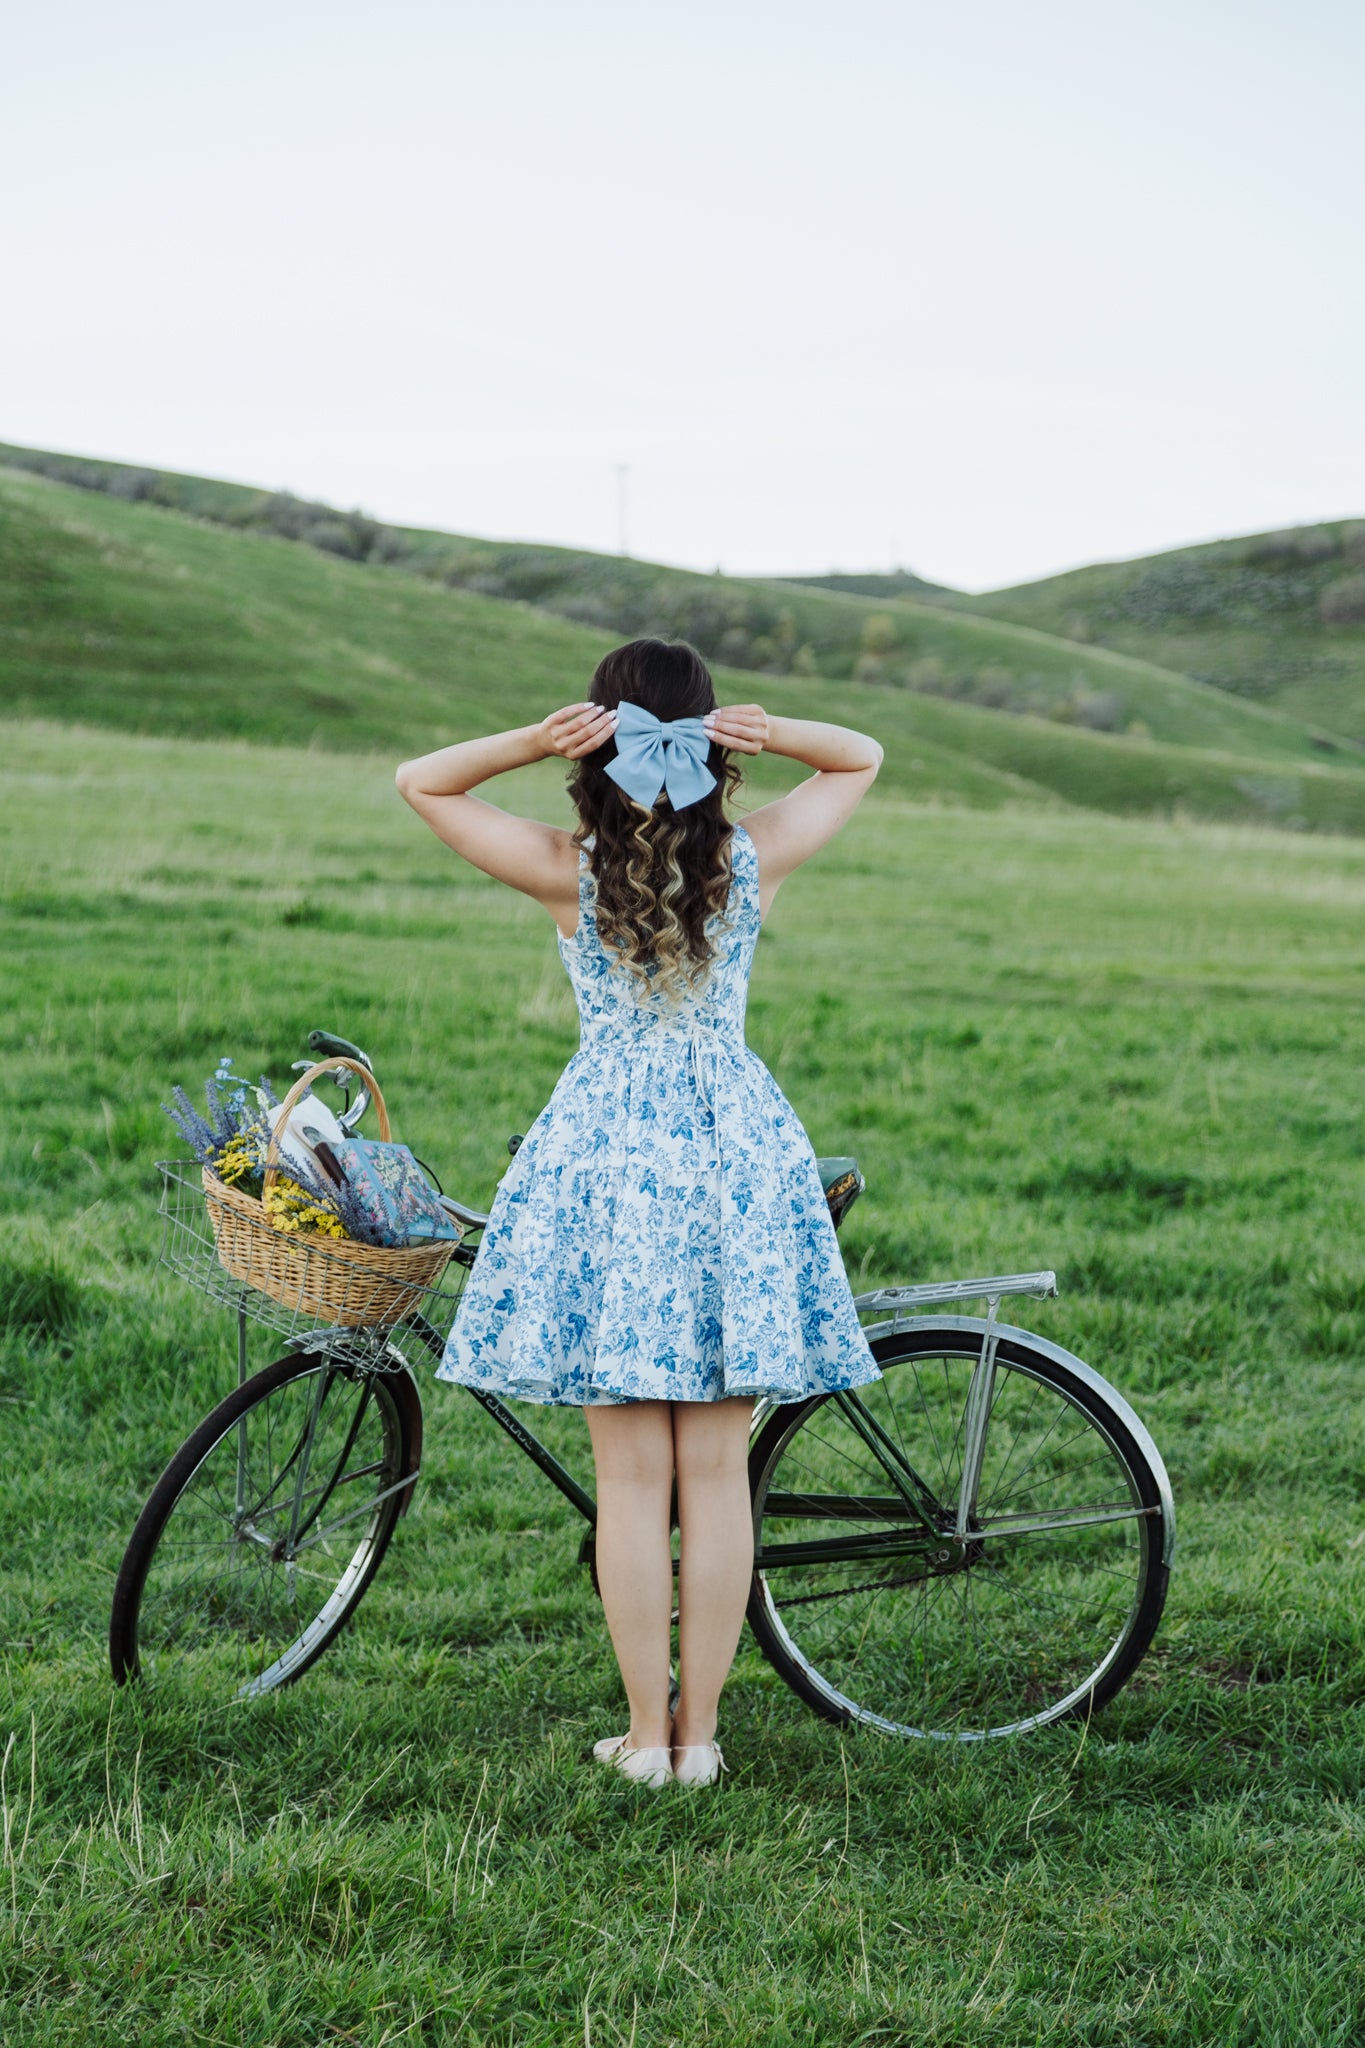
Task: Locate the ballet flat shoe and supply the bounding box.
[592,1734,674,1788]
[671,1741,727,1787]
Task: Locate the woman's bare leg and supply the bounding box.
[583,1400,676,1749]
[671,1397,756,1748]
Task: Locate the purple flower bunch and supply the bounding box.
[163,1072,280,1177]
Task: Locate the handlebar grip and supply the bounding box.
[307,1030,373,1073]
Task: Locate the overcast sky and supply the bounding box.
[3,0,1361,590]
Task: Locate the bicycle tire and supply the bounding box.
[746,1322,1171,1740]
[110,1348,422,1696]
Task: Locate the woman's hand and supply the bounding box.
[540,702,619,760]
[703,703,768,755]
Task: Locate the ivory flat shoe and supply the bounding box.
[671,1741,727,1787]
[592,1734,673,1788]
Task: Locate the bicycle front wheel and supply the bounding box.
[747,1323,1171,1740]
[110,1348,421,1697]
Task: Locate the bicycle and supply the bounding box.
[111,1029,1175,1741]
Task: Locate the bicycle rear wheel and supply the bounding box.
[110,1348,422,1696]
[746,1323,1171,1739]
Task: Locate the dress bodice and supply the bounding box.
[557,824,760,1055]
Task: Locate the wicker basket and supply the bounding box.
[202,1056,455,1328]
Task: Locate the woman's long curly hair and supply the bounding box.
[566,639,743,1005]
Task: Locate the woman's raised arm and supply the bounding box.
[702,705,882,917]
[395,703,618,931]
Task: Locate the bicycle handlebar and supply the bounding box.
[307,1030,372,1071]
[300,1030,373,1133]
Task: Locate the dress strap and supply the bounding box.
[729,823,761,925]
[576,840,596,926]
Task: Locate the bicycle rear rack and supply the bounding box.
[853,1271,1057,1322]
[849,1272,1058,1542]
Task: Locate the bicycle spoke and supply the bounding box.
[977,1375,1044,1512]
[751,1341,1164,1738]
[125,1360,409,1692]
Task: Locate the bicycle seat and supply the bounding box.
[816,1156,863,1229]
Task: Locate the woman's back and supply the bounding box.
[559,825,760,1050]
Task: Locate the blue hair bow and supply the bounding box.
[603,701,717,812]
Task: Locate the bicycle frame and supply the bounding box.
[406,1268,1171,1576]
[463,1385,599,1525]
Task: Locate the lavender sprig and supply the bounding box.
[162,1085,220,1163]
[164,1060,283,1167]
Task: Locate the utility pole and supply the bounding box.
[615,463,630,556]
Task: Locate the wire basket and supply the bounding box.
[157,1161,474,1368]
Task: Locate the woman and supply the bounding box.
[396,638,883,1788]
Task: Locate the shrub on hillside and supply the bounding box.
[1075,691,1125,732]
[369,528,412,566]
[859,613,899,658]
[247,493,387,563]
[558,593,618,628]
[301,516,374,561]
[1247,528,1339,566]
[106,468,160,503]
[972,664,1017,710]
[1111,561,1317,628]
[1318,574,1365,627]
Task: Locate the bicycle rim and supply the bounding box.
[110,1350,415,1697]
[747,1328,1169,1739]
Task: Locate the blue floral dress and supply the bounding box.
[436,824,882,1405]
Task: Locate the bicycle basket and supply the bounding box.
[200,1165,454,1327]
[159,1057,462,1338]
[157,1158,469,1351]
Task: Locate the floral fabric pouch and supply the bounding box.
[333,1138,461,1246]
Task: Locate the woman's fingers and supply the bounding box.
[703,704,768,755]
[543,702,618,757]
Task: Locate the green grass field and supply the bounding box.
[5,716,1365,2044]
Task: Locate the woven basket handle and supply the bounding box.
[263,1056,391,1199]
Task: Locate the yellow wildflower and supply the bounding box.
[216,1133,259,1186]
[264,1176,348,1239]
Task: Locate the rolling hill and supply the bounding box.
[6,453,1365,833]
[1,439,1351,768]
[922,520,1365,747]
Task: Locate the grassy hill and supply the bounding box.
[774,568,951,600]
[9,457,1365,832]
[930,519,1365,745]
[2,439,1353,768]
